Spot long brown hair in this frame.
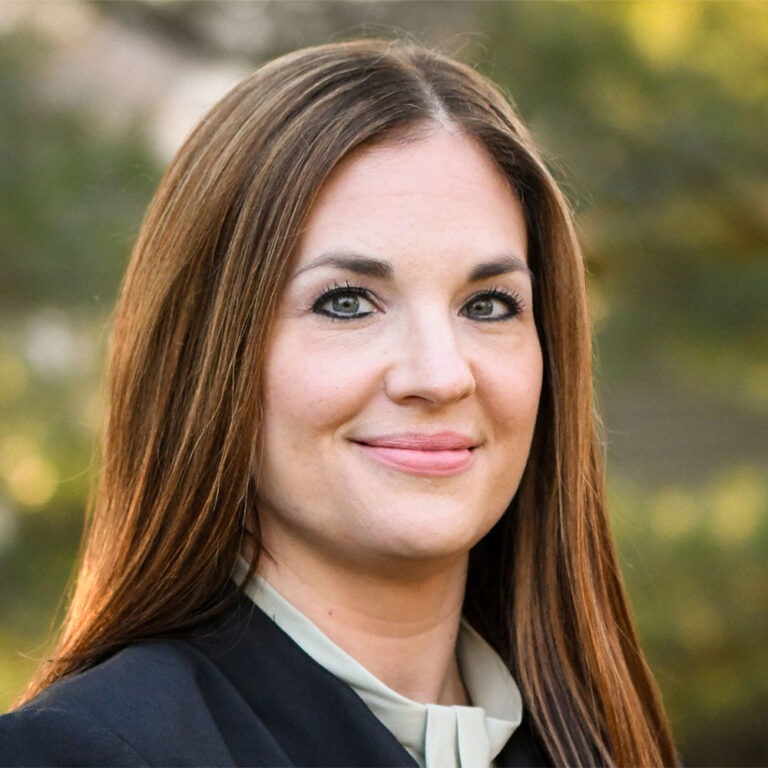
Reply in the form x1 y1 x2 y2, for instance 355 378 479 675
20 40 675 766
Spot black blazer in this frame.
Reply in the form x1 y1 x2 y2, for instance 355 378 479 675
0 595 550 767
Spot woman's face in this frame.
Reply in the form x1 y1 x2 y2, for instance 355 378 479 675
256 128 542 576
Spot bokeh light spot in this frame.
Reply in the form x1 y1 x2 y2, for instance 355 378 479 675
0 436 58 508
709 465 766 545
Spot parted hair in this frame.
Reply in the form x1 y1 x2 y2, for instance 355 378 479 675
21 40 675 767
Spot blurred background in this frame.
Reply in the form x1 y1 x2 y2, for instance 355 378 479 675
0 1 766 764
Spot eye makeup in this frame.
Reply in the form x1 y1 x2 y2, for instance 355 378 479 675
461 286 525 322
311 281 379 320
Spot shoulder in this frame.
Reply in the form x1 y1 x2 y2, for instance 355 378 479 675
0 705 148 767
0 640 239 766
0 599 416 767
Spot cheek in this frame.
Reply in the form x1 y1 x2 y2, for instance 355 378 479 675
483 342 543 430
261 333 383 434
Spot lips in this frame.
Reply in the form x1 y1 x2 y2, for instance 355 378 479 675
352 432 477 477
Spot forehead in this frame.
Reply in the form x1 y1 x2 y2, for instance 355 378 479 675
296 128 528 269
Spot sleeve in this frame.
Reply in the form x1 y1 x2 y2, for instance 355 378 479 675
0 707 150 767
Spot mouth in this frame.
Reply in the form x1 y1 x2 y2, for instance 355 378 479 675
351 432 477 477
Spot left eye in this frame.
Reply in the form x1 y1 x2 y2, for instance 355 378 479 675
461 290 523 321
313 287 377 319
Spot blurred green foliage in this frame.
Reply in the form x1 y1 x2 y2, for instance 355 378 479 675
0 24 159 707
0 35 157 310
1 3 766 765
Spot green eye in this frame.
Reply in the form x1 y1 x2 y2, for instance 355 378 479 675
313 286 376 319
465 297 495 317
461 290 524 321
331 294 360 315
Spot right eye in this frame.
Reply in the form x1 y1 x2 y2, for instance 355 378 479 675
312 285 377 320
460 288 524 322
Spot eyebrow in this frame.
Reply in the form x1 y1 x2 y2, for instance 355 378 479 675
468 256 533 283
294 253 395 280
294 252 532 282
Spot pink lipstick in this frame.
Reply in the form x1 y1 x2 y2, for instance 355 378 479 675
353 432 476 477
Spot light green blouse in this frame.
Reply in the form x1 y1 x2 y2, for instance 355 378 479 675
235 562 522 768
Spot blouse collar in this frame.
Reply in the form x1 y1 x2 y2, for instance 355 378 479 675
234 561 522 768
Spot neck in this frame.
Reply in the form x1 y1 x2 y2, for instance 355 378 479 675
255 542 470 705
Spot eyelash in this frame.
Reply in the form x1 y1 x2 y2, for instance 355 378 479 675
462 286 526 322
310 282 526 321
311 282 377 320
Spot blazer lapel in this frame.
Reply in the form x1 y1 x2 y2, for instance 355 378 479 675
192 596 419 767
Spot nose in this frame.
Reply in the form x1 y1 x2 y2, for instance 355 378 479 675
384 312 476 406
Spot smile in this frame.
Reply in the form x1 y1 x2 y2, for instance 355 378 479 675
352 433 477 477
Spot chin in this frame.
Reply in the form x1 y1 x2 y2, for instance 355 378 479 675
365 512 499 566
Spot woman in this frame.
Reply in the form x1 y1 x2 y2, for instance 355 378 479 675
0 40 677 767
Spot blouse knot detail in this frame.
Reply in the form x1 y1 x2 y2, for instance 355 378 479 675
235 561 523 768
